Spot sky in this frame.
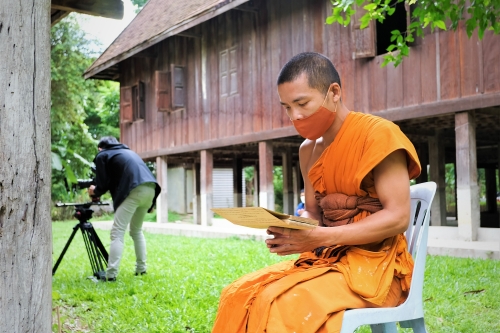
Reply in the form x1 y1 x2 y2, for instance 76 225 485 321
76 0 138 55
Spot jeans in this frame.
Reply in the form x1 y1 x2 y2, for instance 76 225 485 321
106 183 155 279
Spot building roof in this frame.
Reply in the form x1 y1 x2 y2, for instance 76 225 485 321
84 0 249 80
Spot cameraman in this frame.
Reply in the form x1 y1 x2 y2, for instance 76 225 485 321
88 136 161 282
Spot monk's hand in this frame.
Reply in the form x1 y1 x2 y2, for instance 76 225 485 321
265 226 321 256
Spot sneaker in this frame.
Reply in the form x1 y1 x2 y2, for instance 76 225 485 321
106 277 117 282
134 271 146 276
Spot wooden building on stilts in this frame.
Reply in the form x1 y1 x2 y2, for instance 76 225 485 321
85 0 500 259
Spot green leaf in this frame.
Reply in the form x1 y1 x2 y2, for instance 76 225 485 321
434 20 447 30
62 160 77 185
363 3 378 11
73 152 94 167
51 152 63 171
387 44 397 51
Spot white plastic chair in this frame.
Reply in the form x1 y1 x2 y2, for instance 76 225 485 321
340 182 437 333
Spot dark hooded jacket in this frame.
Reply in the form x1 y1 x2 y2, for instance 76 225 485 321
93 143 160 211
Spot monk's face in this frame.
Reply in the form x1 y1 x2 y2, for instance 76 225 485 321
278 72 331 121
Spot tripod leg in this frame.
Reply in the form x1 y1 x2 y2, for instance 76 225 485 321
52 224 80 276
81 222 109 280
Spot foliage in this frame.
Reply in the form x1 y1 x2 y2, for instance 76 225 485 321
130 0 149 13
84 80 120 141
327 0 500 66
51 223 500 332
241 166 284 211
273 166 284 212
51 16 98 203
50 15 120 209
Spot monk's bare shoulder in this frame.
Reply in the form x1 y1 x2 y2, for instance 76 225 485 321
299 139 315 167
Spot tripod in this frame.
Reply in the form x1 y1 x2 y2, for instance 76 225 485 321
53 201 109 280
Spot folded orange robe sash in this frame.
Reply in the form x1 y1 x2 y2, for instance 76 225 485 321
212 111 421 333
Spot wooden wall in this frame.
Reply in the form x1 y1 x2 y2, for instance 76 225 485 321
118 0 500 157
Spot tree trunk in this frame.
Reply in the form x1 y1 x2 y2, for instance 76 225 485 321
0 1 52 332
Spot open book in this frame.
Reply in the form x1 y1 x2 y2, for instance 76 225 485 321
211 207 319 230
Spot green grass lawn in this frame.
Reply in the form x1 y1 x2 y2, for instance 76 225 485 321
51 222 500 333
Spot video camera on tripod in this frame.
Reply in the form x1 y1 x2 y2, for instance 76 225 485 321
53 171 111 281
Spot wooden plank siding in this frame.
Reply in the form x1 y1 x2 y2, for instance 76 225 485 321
117 0 500 158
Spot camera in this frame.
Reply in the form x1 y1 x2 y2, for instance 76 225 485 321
75 166 97 189
68 166 100 202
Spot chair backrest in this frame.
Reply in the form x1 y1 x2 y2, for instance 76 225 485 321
403 182 437 305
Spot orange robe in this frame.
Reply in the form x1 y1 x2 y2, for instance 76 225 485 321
212 112 421 333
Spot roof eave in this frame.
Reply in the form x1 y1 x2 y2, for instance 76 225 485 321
84 0 250 80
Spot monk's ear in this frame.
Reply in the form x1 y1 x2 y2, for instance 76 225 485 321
329 83 342 102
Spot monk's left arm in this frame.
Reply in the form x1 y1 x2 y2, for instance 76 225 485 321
329 149 411 245
266 149 410 255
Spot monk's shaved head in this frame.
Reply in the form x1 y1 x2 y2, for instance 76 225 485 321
277 52 341 95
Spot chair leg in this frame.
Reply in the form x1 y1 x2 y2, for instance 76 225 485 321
399 318 428 333
370 322 398 333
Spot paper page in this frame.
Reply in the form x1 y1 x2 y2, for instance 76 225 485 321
211 207 317 229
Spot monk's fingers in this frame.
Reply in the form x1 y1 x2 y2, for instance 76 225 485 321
267 226 285 235
265 237 286 246
267 227 293 238
270 244 300 256
268 243 291 254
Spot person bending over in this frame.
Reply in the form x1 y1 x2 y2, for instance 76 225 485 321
211 52 421 333
89 136 161 282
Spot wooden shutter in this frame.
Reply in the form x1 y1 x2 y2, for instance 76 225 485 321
351 4 377 59
120 86 133 124
138 81 145 120
229 46 238 95
132 85 138 120
155 70 171 112
171 65 185 109
220 50 228 96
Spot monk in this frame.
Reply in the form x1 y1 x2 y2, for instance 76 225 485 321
211 52 421 333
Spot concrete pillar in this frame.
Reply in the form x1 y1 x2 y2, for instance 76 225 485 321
282 147 294 215
156 156 169 223
259 141 274 210
455 111 480 241
192 163 201 225
233 156 243 207
200 150 213 226
428 130 447 226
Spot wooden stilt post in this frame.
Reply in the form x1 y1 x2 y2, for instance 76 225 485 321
200 150 213 226
282 147 294 215
259 141 274 210
455 111 480 241
156 156 169 223
292 164 299 213
429 130 447 226
253 164 259 207
192 163 201 225
233 155 243 207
